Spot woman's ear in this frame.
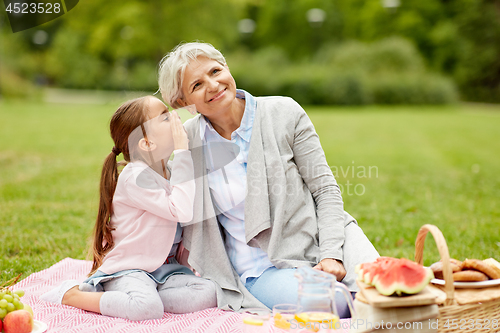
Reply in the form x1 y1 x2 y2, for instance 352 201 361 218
138 138 157 152
176 98 187 107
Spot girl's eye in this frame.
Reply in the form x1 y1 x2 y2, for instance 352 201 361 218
163 113 170 121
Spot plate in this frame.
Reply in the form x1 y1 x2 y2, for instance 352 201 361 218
32 320 48 333
431 278 500 289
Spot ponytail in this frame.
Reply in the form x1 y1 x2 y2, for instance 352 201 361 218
87 96 149 276
89 151 119 276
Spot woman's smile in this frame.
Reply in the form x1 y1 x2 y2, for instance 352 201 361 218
208 88 227 103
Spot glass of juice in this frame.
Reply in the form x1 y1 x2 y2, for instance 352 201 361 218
273 304 302 331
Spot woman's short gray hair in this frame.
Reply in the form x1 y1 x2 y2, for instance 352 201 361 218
158 42 226 109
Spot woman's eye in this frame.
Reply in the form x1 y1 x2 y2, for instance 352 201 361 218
192 82 201 91
212 68 220 75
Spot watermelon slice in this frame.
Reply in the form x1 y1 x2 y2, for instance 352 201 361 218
356 257 399 285
357 257 434 296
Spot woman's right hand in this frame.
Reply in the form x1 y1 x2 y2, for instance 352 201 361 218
171 110 189 150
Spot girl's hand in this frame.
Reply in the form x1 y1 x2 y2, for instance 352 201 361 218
171 111 189 150
314 258 347 282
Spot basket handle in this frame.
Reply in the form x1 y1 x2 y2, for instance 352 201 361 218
414 224 455 306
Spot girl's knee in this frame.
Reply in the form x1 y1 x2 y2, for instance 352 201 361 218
126 296 164 321
197 280 218 308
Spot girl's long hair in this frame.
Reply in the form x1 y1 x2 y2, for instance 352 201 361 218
89 96 150 275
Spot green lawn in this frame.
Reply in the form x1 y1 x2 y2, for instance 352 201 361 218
1 99 499 283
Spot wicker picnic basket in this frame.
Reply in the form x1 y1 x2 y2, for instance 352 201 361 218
414 224 500 333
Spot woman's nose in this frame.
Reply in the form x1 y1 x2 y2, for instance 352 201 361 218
207 78 218 91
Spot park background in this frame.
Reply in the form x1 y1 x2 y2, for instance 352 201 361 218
1 0 499 282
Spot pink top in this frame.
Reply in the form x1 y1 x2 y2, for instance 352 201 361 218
98 150 195 275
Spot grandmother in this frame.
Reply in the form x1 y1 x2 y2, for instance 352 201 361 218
158 42 379 316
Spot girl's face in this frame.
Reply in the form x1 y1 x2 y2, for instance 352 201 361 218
178 56 237 118
142 97 175 161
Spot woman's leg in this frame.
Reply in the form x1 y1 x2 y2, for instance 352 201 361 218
158 274 217 313
245 267 355 318
99 271 164 321
341 221 380 292
245 267 299 308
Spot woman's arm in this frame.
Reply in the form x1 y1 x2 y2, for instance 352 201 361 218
289 100 347 278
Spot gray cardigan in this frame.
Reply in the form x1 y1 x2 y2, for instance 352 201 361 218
182 96 356 310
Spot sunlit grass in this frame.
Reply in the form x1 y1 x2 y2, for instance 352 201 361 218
1 100 499 282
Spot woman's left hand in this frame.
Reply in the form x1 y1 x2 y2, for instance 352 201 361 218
314 258 346 282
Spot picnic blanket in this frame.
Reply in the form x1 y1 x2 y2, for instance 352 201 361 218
12 258 351 333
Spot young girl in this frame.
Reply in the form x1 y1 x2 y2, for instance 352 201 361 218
41 96 217 321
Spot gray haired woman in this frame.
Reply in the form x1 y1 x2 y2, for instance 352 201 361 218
158 42 379 317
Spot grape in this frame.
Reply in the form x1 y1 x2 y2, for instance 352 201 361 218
4 294 13 302
6 303 15 312
0 308 7 319
14 290 25 297
0 291 5 298
13 293 20 300
13 298 24 310
0 299 7 308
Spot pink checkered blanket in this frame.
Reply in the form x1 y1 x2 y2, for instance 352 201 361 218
13 258 350 332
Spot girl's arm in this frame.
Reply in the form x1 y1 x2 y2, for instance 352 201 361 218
124 112 195 222
123 153 195 223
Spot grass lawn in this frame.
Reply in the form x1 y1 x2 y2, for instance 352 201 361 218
1 99 499 283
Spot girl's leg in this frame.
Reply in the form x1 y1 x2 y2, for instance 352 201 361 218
41 280 103 315
99 271 164 321
158 274 217 313
62 286 103 314
41 272 164 321
245 267 355 318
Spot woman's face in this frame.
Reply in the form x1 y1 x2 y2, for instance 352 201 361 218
178 56 237 117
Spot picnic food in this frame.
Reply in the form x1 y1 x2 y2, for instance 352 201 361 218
0 288 26 320
430 259 462 279
356 257 434 296
3 309 33 333
430 257 500 282
453 270 489 282
463 259 500 280
484 258 500 277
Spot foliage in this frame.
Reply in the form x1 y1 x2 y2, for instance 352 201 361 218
1 0 499 102
1 100 499 282
228 37 458 105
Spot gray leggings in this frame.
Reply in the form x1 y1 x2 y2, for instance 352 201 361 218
99 271 217 321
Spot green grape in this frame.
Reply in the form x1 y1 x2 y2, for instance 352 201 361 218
13 298 24 310
6 303 15 312
0 291 5 299
0 308 7 319
3 294 13 302
14 290 25 297
0 299 7 308
13 293 20 300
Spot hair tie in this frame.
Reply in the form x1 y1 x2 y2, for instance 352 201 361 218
111 146 121 155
